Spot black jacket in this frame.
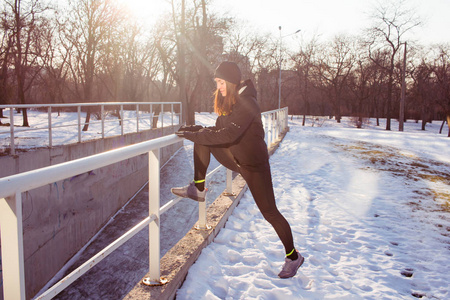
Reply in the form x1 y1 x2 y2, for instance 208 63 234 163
182 79 269 171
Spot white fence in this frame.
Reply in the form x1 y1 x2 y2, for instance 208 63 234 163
262 107 289 146
0 102 182 155
0 107 288 300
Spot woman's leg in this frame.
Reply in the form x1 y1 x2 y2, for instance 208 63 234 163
240 164 296 256
193 143 211 189
193 143 239 190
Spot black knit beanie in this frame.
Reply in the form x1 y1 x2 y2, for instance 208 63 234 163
214 61 241 85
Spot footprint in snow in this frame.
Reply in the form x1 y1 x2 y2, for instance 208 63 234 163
401 268 414 277
297 274 314 290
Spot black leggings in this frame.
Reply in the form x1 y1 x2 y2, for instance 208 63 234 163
193 143 295 254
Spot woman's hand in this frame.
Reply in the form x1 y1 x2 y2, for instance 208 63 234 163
177 125 203 132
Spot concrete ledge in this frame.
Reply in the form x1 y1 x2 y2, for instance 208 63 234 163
124 127 289 300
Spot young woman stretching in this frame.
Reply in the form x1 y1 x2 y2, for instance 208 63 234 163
172 61 304 278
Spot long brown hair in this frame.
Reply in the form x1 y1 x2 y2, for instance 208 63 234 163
214 80 239 116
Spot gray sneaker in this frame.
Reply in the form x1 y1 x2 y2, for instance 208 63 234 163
171 182 207 202
278 252 304 278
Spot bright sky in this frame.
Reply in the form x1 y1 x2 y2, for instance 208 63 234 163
122 0 450 45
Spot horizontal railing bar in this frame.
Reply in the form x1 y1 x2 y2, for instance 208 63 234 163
0 102 182 109
0 114 174 131
261 107 286 116
39 114 166 131
205 164 224 180
160 197 183 215
0 134 182 198
35 214 157 300
2 127 51 134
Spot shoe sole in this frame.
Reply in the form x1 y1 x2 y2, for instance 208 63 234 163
171 189 206 202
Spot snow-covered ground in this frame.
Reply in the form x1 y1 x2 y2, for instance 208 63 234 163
177 115 450 299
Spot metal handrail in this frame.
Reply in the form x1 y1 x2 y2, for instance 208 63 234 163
0 102 182 155
262 107 289 146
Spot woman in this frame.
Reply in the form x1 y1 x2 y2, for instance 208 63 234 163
172 61 304 278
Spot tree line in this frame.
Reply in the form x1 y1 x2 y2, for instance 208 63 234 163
1 0 449 135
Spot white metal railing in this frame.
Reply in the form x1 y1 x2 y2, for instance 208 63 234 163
262 107 289 146
0 102 182 155
0 107 288 300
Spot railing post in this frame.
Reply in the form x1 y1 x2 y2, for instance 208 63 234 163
161 104 164 130
222 169 235 197
226 169 233 194
48 107 52 147
150 104 153 129
278 110 281 136
285 108 288 130
269 114 273 146
77 106 81 143
120 105 124 136
10 107 15 155
136 104 140 133
275 111 279 140
0 193 26 300
171 103 174 127
279 110 282 135
196 202 209 230
180 103 183 125
143 148 166 285
263 115 268 145
101 105 105 139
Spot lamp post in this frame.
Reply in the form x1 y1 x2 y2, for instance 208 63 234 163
278 26 301 109
399 42 407 132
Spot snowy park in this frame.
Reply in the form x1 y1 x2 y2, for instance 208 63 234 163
1 111 449 299
178 114 450 299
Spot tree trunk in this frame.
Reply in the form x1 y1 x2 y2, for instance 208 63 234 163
13 0 30 127
421 118 426 131
302 70 309 126
447 114 450 137
177 0 188 124
439 119 445 134
82 110 91 131
386 68 393 131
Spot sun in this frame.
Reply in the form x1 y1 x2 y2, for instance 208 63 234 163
119 0 170 26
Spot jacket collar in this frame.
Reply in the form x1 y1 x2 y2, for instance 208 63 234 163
238 79 257 98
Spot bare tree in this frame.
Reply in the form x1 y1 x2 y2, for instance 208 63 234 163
121 24 159 103
38 15 72 108
159 0 229 124
411 60 434 130
348 41 377 127
292 36 319 125
185 0 214 122
430 44 450 136
0 6 15 123
5 0 51 126
63 0 124 131
223 24 279 111
316 34 355 123
366 0 421 130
